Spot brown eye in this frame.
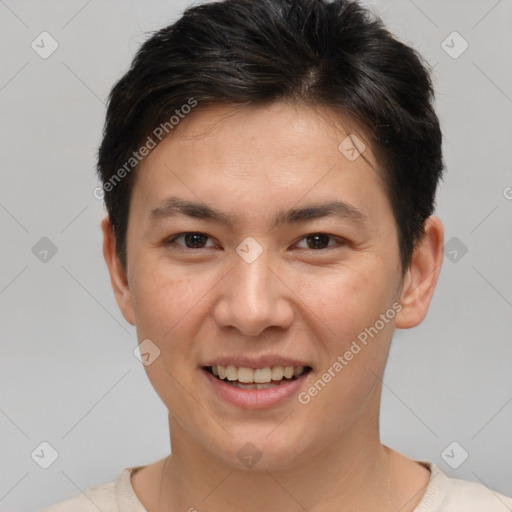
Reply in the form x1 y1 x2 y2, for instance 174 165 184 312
296 233 338 250
168 232 214 248
184 233 208 248
306 234 331 249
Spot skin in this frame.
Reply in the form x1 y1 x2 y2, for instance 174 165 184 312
102 102 444 511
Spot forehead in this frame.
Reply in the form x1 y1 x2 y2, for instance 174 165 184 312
132 102 389 225
146 102 380 169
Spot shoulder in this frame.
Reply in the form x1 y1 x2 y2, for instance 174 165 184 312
440 475 512 511
40 482 117 512
415 462 512 512
40 466 146 512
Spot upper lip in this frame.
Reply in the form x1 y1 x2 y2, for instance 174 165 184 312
202 356 312 369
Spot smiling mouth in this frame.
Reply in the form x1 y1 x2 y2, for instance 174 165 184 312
204 365 312 390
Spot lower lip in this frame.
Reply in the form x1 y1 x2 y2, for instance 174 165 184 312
202 368 310 409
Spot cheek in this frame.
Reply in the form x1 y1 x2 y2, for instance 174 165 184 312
296 264 388 337
293 260 398 392
129 263 206 407
129 259 205 356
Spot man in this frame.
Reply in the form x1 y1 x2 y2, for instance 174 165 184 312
43 0 512 510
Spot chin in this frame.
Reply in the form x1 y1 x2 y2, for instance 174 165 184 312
211 429 310 473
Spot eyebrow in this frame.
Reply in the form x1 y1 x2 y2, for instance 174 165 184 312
149 196 368 228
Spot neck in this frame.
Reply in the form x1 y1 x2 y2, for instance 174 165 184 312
157 413 393 512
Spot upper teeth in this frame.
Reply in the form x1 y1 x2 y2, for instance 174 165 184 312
211 365 306 383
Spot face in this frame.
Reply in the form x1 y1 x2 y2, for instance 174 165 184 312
106 102 427 471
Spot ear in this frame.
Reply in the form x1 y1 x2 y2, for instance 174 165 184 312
395 216 444 329
101 215 135 326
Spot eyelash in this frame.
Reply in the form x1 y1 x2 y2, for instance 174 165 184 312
163 232 346 251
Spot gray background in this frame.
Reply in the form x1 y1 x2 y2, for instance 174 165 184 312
1 1 511 510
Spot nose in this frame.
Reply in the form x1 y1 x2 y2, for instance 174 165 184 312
212 248 294 337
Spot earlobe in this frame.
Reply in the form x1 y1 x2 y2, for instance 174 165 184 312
395 216 444 329
101 216 136 326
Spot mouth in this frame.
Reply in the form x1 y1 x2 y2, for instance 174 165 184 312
203 364 313 390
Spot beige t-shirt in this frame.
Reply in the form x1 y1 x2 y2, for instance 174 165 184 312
41 461 512 511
